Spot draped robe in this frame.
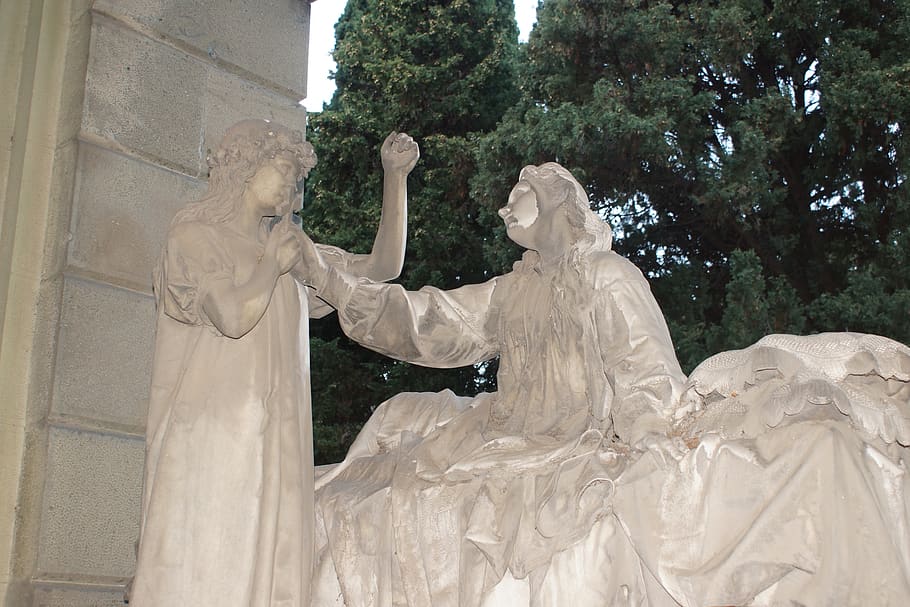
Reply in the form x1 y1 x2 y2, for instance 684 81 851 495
312 246 686 607
133 221 319 606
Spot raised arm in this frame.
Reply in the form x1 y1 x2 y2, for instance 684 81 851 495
345 132 419 282
298 132 418 319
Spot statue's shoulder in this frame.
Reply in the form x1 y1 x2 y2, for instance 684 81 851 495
169 219 203 240
586 250 647 289
168 219 217 243
165 220 223 259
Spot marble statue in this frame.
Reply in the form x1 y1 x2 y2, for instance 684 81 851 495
130 119 418 606
299 162 689 606
297 161 910 606
616 331 910 605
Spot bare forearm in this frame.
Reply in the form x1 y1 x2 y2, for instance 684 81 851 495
366 170 408 281
202 258 281 338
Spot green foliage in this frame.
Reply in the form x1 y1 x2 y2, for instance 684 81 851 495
474 0 910 371
699 250 805 362
303 0 520 464
809 269 910 339
306 0 910 459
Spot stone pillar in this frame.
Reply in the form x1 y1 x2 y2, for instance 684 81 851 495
0 1 312 605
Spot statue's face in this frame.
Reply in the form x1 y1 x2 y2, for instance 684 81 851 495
499 169 560 250
245 151 300 217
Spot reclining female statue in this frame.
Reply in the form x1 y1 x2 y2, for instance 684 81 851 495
299 160 910 606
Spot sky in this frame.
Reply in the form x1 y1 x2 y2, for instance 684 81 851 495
303 1 540 112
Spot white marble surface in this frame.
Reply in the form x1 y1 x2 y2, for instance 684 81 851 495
131 121 418 607
301 163 910 606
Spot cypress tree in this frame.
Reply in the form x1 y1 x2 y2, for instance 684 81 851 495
475 0 910 370
304 0 521 463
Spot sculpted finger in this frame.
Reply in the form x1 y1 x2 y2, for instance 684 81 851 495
403 135 418 153
392 135 407 153
382 131 398 150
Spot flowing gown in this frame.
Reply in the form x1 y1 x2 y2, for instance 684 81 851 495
615 332 910 606
312 246 687 607
132 221 315 606
313 240 910 605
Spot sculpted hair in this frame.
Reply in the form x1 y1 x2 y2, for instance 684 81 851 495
171 119 318 226
518 163 613 253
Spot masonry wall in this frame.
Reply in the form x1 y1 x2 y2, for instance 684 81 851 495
1 2 311 605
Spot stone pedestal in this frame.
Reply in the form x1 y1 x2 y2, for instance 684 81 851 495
0 2 312 605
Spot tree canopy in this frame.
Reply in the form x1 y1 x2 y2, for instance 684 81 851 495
305 0 909 462
303 0 520 463
474 0 910 369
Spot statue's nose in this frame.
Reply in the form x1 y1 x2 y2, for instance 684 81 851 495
498 207 509 219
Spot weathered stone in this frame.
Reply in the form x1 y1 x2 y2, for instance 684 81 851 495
202 67 308 158
68 143 204 292
92 0 310 96
82 17 306 178
36 427 143 577
33 585 127 607
54 4 94 146
81 18 207 174
0 420 24 576
2 0 312 604
51 277 154 429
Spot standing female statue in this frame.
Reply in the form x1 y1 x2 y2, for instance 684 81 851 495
130 119 418 606
298 162 687 606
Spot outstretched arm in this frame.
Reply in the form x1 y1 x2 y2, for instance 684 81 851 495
297 229 500 367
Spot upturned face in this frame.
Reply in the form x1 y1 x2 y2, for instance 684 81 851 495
245 151 301 217
498 166 560 250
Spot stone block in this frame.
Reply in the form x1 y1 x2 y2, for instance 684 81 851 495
68 143 205 292
33 585 127 607
93 0 311 96
42 141 79 281
82 17 307 177
54 4 93 146
36 427 144 578
82 18 208 174
51 277 154 429
202 66 308 159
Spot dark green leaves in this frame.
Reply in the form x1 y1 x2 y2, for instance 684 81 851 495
304 0 520 464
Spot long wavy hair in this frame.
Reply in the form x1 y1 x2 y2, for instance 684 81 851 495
513 162 613 271
171 119 318 227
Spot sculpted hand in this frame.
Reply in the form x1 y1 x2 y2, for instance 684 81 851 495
381 132 419 175
263 215 300 275
633 432 687 468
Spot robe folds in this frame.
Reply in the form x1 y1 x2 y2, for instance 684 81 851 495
615 333 910 606
312 246 686 607
312 243 910 605
132 221 315 607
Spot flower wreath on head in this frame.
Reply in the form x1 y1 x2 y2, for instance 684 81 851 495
207 119 317 182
